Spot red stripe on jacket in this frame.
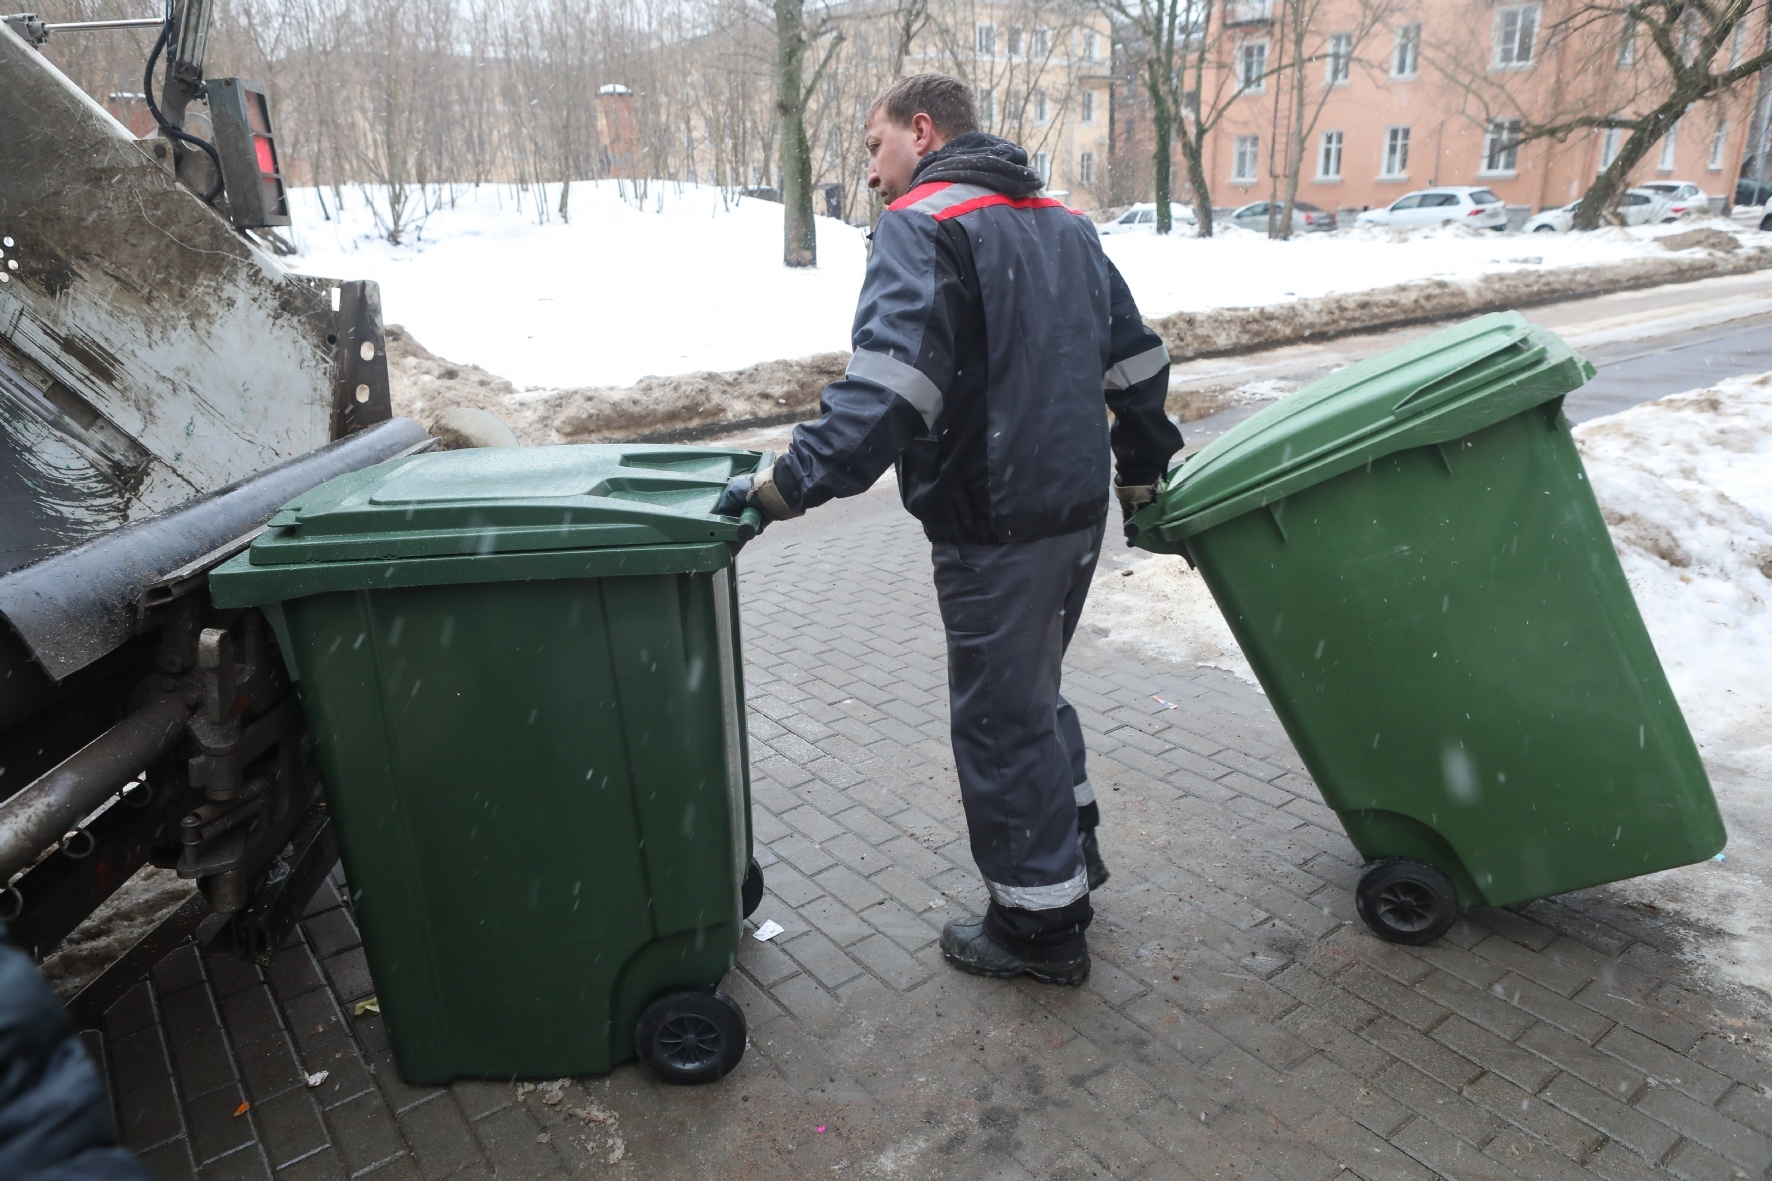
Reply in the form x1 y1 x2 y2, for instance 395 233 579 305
888 181 1083 219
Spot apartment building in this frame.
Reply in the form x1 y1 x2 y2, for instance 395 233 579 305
902 0 1118 206
1193 0 1767 214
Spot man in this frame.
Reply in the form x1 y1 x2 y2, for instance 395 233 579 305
1 926 151 1180
716 74 1179 985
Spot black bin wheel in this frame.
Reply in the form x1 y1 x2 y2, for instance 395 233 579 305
1356 858 1459 945
742 857 765 919
635 987 746 1085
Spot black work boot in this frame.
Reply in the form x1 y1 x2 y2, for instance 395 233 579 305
940 915 1091 986
1081 828 1110 890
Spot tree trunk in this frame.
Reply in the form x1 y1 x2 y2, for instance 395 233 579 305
1572 103 1686 229
776 0 817 268
1180 130 1214 236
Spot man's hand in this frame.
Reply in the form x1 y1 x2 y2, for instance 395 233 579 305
714 474 756 520
1114 482 1157 546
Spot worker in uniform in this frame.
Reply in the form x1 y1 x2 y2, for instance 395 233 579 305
716 73 1180 985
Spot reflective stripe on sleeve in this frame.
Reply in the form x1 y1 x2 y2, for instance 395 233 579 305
846 348 945 430
1072 777 1096 807
1104 342 1171 391
985 868 1089 911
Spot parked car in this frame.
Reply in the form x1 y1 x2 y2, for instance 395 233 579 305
1355 187 1508 230
1522 188 1673 232
1733 177 1772 227
1635 180 1710 218
1098 202 1197 234
1226 200 1338 234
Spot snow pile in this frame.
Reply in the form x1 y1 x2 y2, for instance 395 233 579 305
285 182 1768 393
1084 553 1258 687
1573 372 1772 989
286 182 870 390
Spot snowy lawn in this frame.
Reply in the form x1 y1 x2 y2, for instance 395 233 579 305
1087 372 1772 991
285 182 1763 391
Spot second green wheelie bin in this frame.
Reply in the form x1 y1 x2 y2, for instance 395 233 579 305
209 443 773 1084
1129 312 1725 944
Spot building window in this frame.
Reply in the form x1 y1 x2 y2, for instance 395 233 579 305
1082 30 1099 61
1008 88 1025 120
1393 23 1420 76
1326 32 1352 85
1617 19 1636 65
1080 90 1096 124
1239 41 1268 90
1383 125 1411 176
976 23 995 55
1319 129 1343 178
1233 134 1260 182
1227 0 1272 22
1600 126 1623 168
1731 21 1748 67
1032 28 1052 56
1495 5 1538 67
1079 151 1096 187
1659 120 1679 171
1033 90 1049 123
1710 120 1728 170
1033 151 1052 184
1006 26 1023 55
1483 118 1523 173
979 88 994 125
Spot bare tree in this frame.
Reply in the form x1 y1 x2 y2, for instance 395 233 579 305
777 0 843 265
1430 0 1772 230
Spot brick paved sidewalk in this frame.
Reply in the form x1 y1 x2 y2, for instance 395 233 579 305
92 485 1772 1181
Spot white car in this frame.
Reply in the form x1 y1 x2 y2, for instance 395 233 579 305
1522 188 1673 232
1098 202 1197 234
1355 186 1508 231
1635 180 1710 218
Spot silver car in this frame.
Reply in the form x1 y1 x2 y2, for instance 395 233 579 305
1522 188 1674 232
1097 202 1197 234
1226 200 1338 234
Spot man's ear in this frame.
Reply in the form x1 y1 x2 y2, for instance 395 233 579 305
911 112 938 154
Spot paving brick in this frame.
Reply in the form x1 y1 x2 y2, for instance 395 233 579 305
397 1095 485 1179
302 908 362 961
1464 1072 1605 1162
319 948 375 1006
1518 1023 1646 1102
1482 1127 1598 1181
322 1090 408 1175
1585 1140 1668 1181
1571 984 1704 1055
1540 1072 1680 1163
195 1145 271 1180
1470 935 1591 998
1493 975 1617 1045
1388 1112 1516 1181
1596 1026 1733 1105
160 984 222 1048
848 933 931 991
1364 1019 1484 1091
780 929 863 988
811 863 886 910
1434 1017 1558 1094
1634 1085 1772 1172
184 1081 254 1164
1418 972 1536 1042
118 1078 184 1152
136 1138 198 1181
153 943 207 998
251 1086 329 1169
1378 1061 1506 1149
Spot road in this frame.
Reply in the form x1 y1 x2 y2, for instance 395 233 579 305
1171 267 1772 446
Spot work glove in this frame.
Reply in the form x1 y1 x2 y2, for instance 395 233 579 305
1114 481 1157 546
714 462 803 534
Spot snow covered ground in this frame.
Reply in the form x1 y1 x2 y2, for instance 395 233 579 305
284 182 1765 391
1086 372 1772 993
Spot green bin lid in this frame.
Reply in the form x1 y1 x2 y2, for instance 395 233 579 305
1132 312 1595 549
208 444 771 609
247 444 768 565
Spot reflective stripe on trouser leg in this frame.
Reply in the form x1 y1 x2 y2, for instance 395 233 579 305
931 521 1105 916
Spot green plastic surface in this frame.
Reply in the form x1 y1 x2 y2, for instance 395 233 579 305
247 444 769 565
1132 316 1725 909
210 443 761 1083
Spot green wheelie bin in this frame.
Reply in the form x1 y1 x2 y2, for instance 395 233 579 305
209 443 773 1084
1129 312 1725 944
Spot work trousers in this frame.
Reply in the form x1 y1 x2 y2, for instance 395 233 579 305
930 520 1105 958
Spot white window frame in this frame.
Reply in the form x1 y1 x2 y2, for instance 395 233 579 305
1731 21 1748 67
1318 129 1344 179
1600 126 1623 169
1079 150 1096 187
1080 89 1096 124
976 23 995 56
1006 25 1023 56
1032 27 1053 56
1232 134 1261 183
1033 151 1052 184
1482 118 1523 175
1392 23 1420 78
1033 89 1049 124
1659 120 1679 171
1617 18 1637 66
1082 30 1099 61
1326 32 1353 85
1494 5 1538 68
1709 120 1728 170
1239 41 1269 91
1382 125 1411 178
979 88 994 125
